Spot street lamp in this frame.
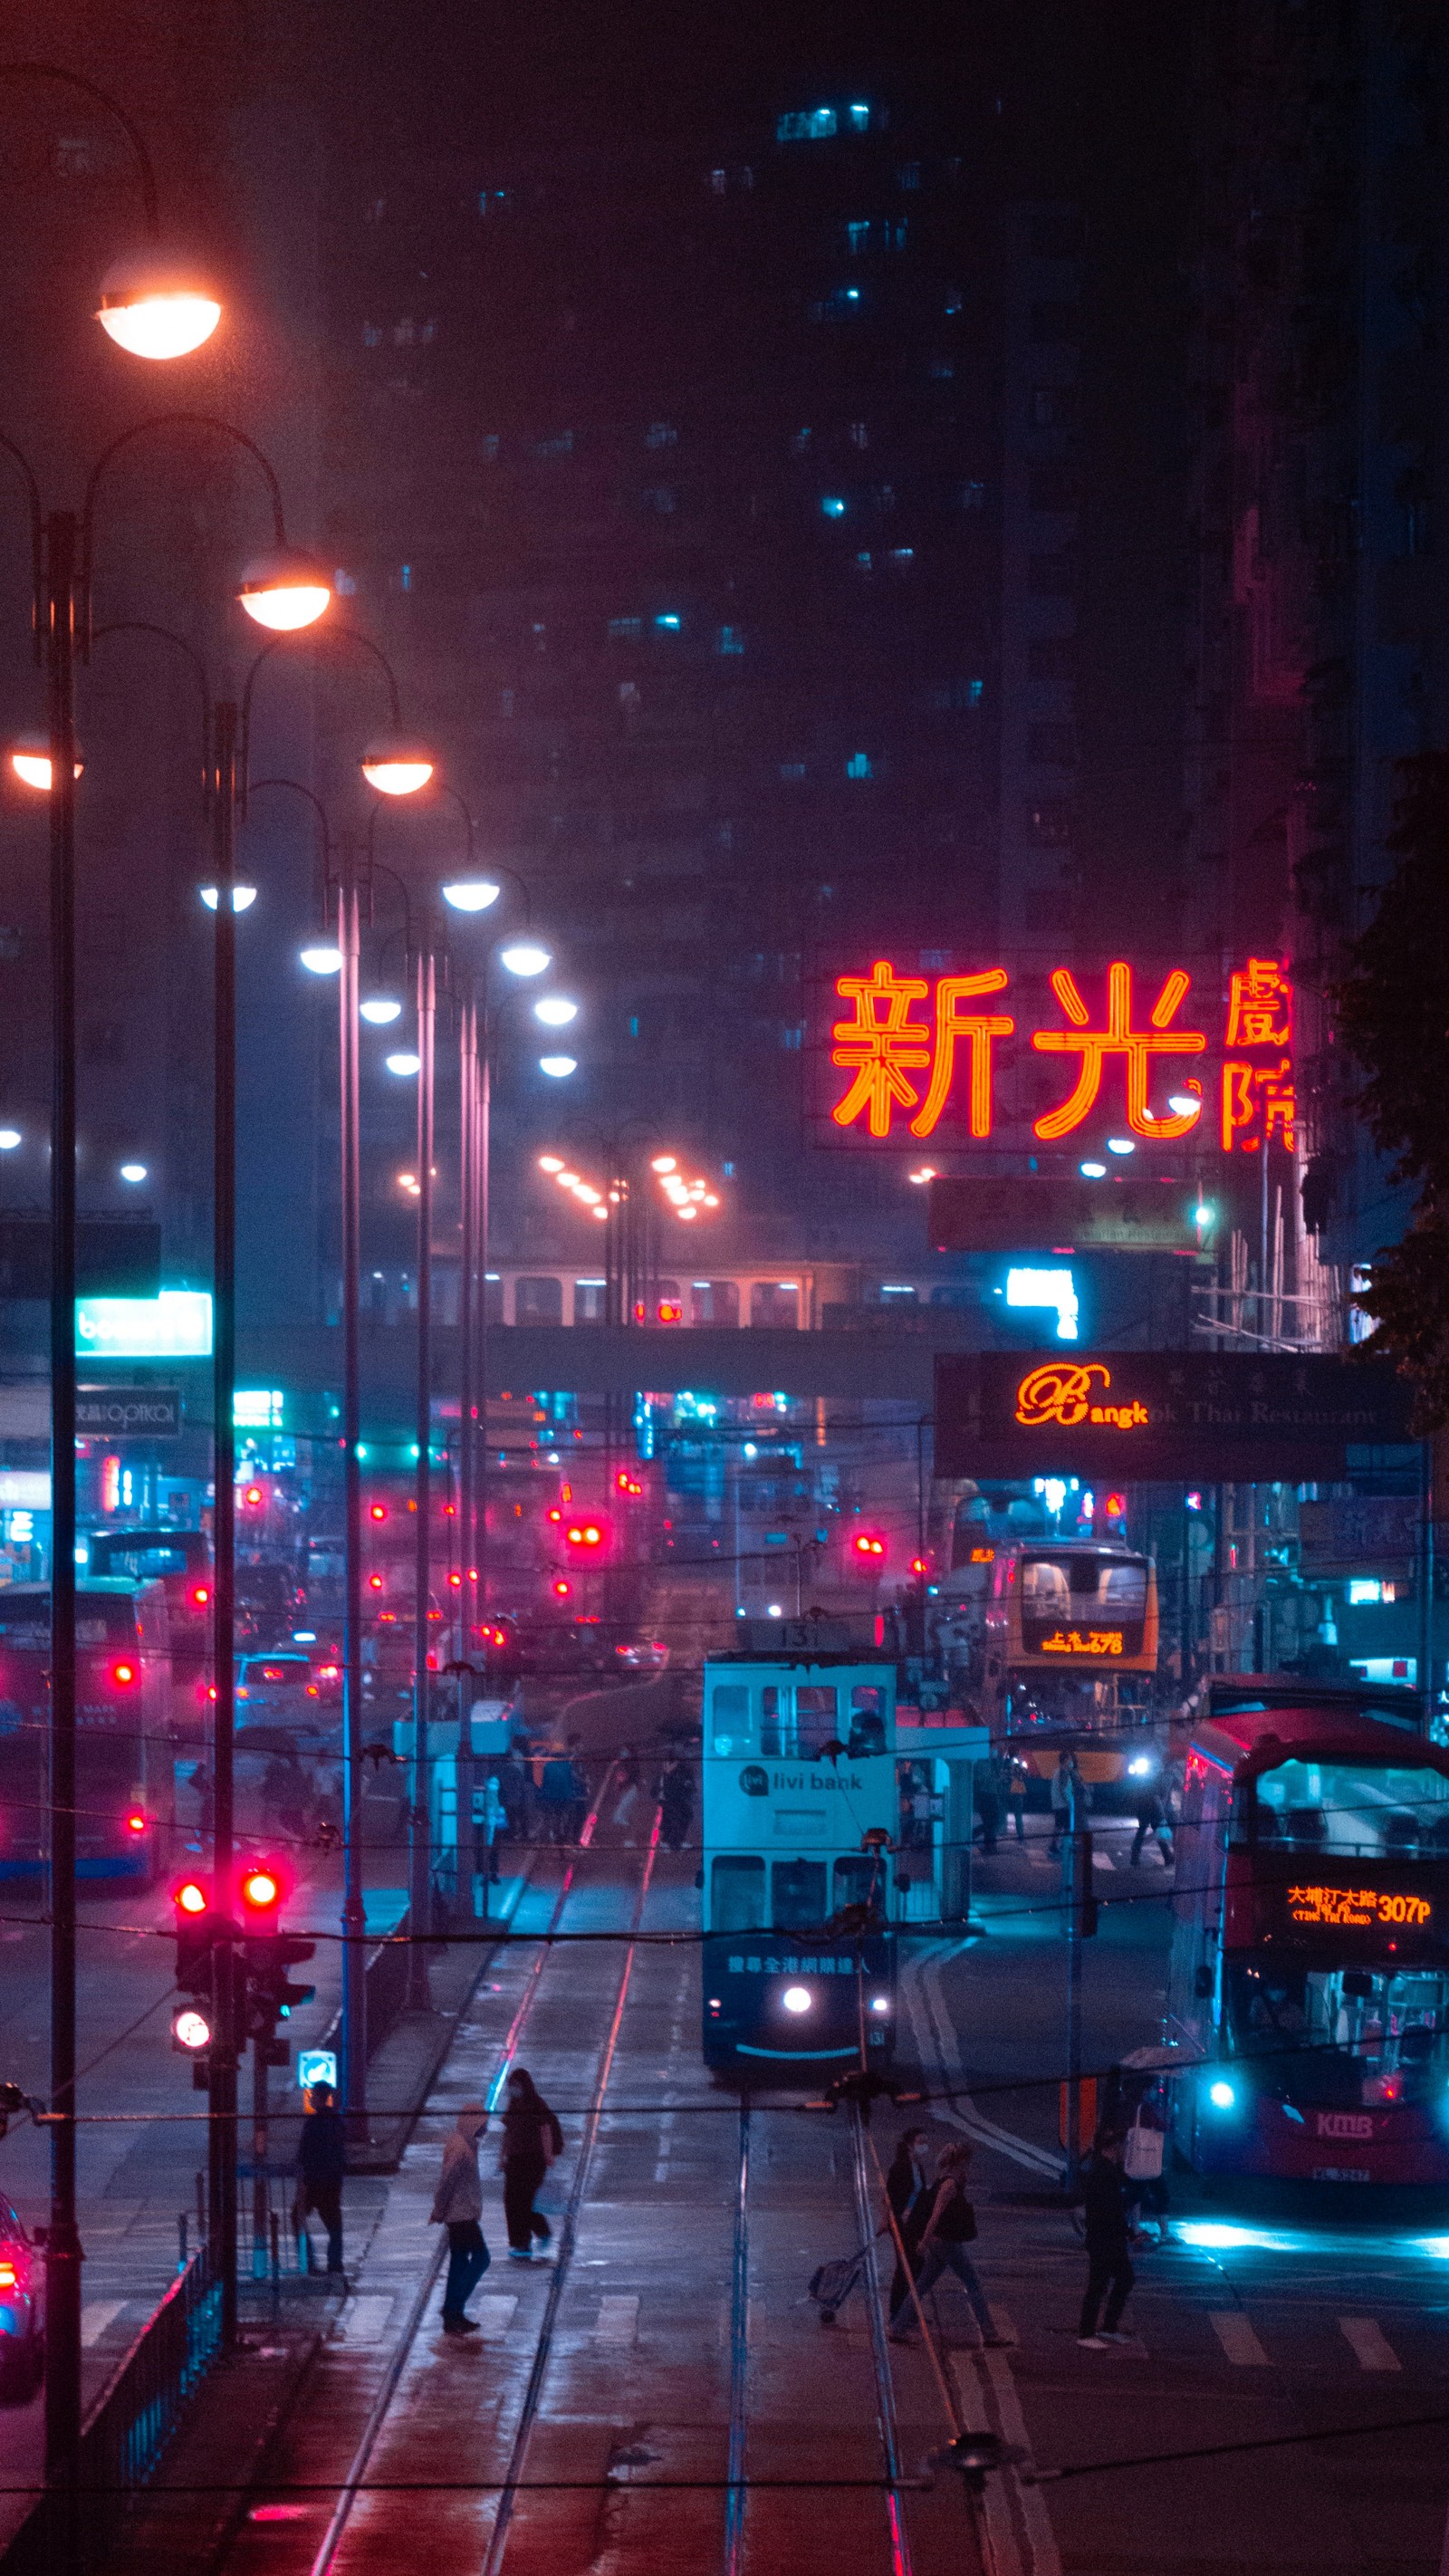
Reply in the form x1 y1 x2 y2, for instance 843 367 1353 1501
361 737 437 796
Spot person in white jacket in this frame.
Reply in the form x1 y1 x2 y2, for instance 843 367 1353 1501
430 2102 491 2333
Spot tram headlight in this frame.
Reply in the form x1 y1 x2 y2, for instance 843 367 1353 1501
1207 2079 1237 2111
782 1985 812 2015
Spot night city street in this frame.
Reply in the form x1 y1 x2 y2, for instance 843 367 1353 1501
5 4 1449 2572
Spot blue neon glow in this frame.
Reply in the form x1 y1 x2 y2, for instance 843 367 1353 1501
1207 2080 1236 2110
1005 1265 1079 1342
821 496 847 517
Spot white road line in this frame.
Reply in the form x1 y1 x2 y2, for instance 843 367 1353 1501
907 1943 1064 2179
81 2300 127 2347
338 2296 395 2346
474 2295 518 2340
988 2302 1019 2347
1340 2315 1400 2371
1210 2311 1270 2366
594 2294 639 2343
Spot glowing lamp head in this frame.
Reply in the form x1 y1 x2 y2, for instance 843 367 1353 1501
237 549 331 633
300 944 344 976
110 1660 137 1687
781 1985 812 2016
1208 2079 1236 2110
10 735 82 792
96 247 221 360
125 1809 148 1835
360 735 435 797
650 1156 677 1175
441 878 501 913
119 1162 148 1185
0 1132 19 1151
175 1879 208 1918
385 1053 422 1077
199 884 257 912
360 996 403 1024
539 1055 577 1078
538 1156 565 1174
533 995 579 1026
499 940 552 978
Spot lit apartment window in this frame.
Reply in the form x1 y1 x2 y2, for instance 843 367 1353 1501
777 107 837 140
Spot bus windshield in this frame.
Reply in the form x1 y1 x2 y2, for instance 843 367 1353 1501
1021 1557 1147 1618
1226 1959 1449 2106
1246 1759 1449 1858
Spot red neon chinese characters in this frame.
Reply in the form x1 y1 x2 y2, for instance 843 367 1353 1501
830 961 1014 1139
1222 956 1296 1152
1032 963 1206 1141
830 961 931 1139
910 971 1014 1138
1225 956 1292 1049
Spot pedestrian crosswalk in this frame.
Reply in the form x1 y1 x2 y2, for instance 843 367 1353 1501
1209 2311 1270 2366
81 2300 128 2348
1206 2309 1409 2371
1339 2316 1401 2371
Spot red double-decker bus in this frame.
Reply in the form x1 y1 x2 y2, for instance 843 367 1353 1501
1168 1700 1449 2185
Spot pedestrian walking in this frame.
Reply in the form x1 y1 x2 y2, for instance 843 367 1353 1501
430 2101 492 2333
295 2080 347 2275
613 1751 644 1845
974 1749 1012 1855
1005 1755 1029 1842
540 1748 575 1845
1049 1749 1080 1857
497 1744 531 1845
882 2125 931 2317
500 2067 564 2258
1076 2129 1137 2347
1130 1780 1174 1868
1122 2083 1171 2243
888 2141 1004 2346
659 1755 695 1851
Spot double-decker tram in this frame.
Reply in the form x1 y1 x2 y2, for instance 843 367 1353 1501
1168 1701 1449 2184
700 1639 984 2072
0 1581 169 1881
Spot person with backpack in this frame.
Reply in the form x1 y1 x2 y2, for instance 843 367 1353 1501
888 2140 1005 2346
499 2067 564 2258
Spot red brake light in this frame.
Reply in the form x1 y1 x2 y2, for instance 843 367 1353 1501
0 2258 19 2290
110 1660 137 1687
306 1683 319 1697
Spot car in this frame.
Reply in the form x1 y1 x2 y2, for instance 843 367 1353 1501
0 2196 43 2403
235 1653 339 1749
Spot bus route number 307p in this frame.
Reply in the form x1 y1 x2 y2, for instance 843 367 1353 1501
1287 1883 1434 1932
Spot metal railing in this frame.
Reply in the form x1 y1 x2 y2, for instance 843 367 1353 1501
1 2247 221 2576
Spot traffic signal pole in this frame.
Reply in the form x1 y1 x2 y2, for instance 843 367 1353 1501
210 701 239 2344
408 948 435 2004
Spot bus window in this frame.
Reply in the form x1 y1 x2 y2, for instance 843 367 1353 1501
762 1687 788 1755
796 1687 838 1756
849 1687 885 1755
711 1683 751 1752
1020 1561 1070 1617
772 1859 827 1930
897 1761 937 1850
1251 1759 1449 1855
1227 1960 1449 2107
834 1855 886 1920
712 1856 766 1930
1099 1562 1147 1615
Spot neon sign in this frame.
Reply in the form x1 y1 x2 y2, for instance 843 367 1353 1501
1014 1363 1149 1433
1286 1883 1434 1932
824 955 1294 1151
1038 1629 1125 1658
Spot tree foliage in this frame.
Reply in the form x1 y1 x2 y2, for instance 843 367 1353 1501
1332 753 1449 1427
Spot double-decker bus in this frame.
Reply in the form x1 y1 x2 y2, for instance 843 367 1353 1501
700 1639 985 2072
1167 1700 1449 2184
84 1528 210 1722
932 1539 1159 1802
0 1581 169 1881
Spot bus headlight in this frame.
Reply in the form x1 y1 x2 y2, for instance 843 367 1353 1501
1207 2079 1236 2110
869 1996 890 2014
782 1985 812 2015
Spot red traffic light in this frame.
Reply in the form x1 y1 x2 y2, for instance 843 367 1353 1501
110 1659 137 1687
171 2005 212 2053
852 1533 887 1560
910 1556 928 1578
174 1877 208 1918
244 1484 264 1508
368 1573 384 1591
1104 1492 1127 1520
565 1518 606 1550
190 1583 211 1607
124 1809 148 1836
240 1863 282 1913
552 1577 572 1600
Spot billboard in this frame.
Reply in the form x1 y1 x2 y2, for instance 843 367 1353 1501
934 1350 1412 1482
811 953 1294 1159
928 1175 1204 1254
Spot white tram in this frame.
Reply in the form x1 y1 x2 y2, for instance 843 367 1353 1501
700 1629 985 2072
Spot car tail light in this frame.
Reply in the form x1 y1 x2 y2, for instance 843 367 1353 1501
306 1683 319 1697
110 1660 137 1687
0 2254 20 2290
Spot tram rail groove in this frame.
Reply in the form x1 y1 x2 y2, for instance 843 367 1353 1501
849 2104 916 2576
304 1764 625 2576
722 2100 750 2576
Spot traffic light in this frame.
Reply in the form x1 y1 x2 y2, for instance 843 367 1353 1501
240 1860 315 2071
851 1531 887 1564
172 1875 214 1991
564 1514 608 1552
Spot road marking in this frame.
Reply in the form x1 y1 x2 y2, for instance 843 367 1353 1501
1210 2311 1269 2366
907 1944 1065 2179
82 2301 127 2347
594 2294 639 2343
475 2296 518 2340
1340 2315 1400 2371
988 2303 1019 2347
339 2296 394 2345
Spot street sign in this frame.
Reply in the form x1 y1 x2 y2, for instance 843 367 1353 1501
934 1350 1413 1481
76 1385 182 1439
928 1175 1205 1254
297 2049 336 2092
